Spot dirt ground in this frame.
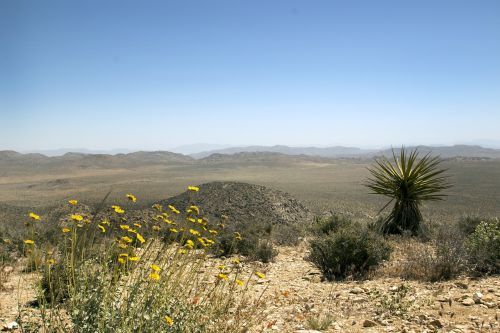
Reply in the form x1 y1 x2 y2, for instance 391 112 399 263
1 243 499 333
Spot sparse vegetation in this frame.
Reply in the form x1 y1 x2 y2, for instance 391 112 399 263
17 190 267 332
308 222 392 280
306 314 334 331
365 148 451 235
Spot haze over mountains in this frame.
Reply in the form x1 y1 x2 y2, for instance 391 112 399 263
2 145 500 168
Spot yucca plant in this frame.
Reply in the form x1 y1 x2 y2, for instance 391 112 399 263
365 147 451 235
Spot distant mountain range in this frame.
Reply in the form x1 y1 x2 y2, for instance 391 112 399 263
191 145 373 159
1 145 500 173
191 144 500 159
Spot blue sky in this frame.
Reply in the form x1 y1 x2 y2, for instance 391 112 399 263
1 0 500 151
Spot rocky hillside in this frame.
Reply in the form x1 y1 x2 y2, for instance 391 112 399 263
159 181 313 226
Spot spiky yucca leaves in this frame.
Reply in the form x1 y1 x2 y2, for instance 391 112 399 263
366 148 451 235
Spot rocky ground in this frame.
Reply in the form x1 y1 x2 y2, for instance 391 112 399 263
1 242 499 333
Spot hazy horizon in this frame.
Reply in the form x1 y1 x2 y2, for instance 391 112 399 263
2 1 500 151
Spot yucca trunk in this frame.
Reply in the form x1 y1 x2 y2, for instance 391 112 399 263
381 199 422 235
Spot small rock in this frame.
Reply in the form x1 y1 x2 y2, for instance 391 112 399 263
3 322 19 330
483 301 496 308
2 266 13 274
350 287 365 294
462 298 475 306
363 319 377 327
472 291 483 304
352 296 366 303
428 319 443 328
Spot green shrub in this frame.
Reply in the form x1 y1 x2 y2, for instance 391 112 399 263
467 218 500 274
458 215 494 236
213 221 278 262
308 223 392 280
312 214 351 235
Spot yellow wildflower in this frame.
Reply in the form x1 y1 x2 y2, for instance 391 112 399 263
218 223 225 229
29 212 40 220
188 186 200 192
101 218 110 225
71 214 83 222
235 279 244 286
255 271 266 279
189 229 200 236
187 217 196 223
197 238 207 247
177 249 186 254
128 256 140 261
218 265 226 270
169 228 178 233
118 258 126 264
185 239 194 249
24 239 34 245
134 223 142 228
118 242 128 249
149 273 160 281
115 207 125 214
232 258 240 264
119 253 129 258
209 229 218 235
136 233 145 243
152 203 162 211
62 228 71 233
46 259 55 266
151 264 161 272
120 225 130 230
121 236 133 243
98 224 106 233
152 225 161 231
168 205 180 214
164 315 174 326
189 205 200 214
126 194 137 202
234 232 242 240
217 273 228 281
68 199 78 205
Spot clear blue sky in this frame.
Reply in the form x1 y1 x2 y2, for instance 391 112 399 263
1 0 500 151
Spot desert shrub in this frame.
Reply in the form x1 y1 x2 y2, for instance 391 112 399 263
312 214 351 235
271 223 305 246
458 215 495 236
249 240 278 263
308 223 392 280
400 225 468 281
466 218 500 274
213 220 278 262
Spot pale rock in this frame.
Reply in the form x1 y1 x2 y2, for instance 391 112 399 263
350 287 365 294
472 291 483 304
3 322 19 330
